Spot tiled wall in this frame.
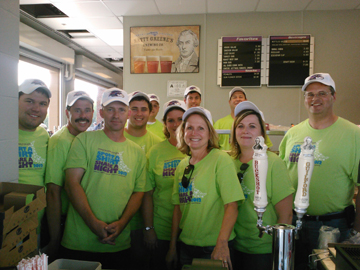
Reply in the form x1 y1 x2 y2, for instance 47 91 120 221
0 1 19 182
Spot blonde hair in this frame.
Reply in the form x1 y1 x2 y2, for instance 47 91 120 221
230 110 266 159
176 112 219 155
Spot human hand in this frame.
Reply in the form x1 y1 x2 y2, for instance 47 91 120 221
100 220 126 245
144 229 158 250
165 247 178 270
211 241 232 270
89 219 108 240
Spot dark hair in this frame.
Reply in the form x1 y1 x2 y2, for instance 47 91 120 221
162 107 185 139
19 88 50 100
230 109 266 159
130 96 152 112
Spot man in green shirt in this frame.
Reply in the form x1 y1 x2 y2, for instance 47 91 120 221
62 88 147 269
125 91 162 269
45 90 94 260
184 85 202 109
147 93 165 140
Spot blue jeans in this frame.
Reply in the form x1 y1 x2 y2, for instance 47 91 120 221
179 240 234 268
293 214 350 269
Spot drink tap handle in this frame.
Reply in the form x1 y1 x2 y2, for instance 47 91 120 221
253 136 268 209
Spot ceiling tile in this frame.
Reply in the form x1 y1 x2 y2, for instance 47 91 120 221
155 0 206 14
20 0 51 3
103 1 160 16
52 2 113 18
256 0 311 12
71 37 109 47
85 17 123 29
112 46 124 54
306 0 360 10
86 45 116 53
93 51 123 59
207 0 257 13
37 17 86 30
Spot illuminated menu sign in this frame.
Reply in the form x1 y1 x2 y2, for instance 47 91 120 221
268 35 311 86
221 36 262 87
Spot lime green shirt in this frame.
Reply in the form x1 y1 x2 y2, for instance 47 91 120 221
125 130 162 230
233 152 294 254
147 120 166 140
45 126 75 214
19 127 49 186
214 114 273 150
61 130 147 252
279 117 360 216
147 140 186 240
172 149 245 246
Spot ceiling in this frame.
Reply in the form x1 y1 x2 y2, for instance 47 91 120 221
19 0 360 70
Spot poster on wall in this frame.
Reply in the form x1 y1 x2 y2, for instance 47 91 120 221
130 26 200 74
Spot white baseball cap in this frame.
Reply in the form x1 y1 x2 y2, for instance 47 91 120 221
302 73 336 92
234 101 265 121
148 94 160 104
182 106 213 125
229 86 247 100
184 85 201 97
19 79 52 98
163 99 186 117
128 91 150 103
101 88 129 107
66 90 94 107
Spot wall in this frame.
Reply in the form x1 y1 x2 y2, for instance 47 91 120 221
0 0 19 182
123 10 360 149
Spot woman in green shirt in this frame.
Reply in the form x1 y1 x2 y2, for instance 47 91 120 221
143 100 186 270
166 107 244 270
230 101 294 270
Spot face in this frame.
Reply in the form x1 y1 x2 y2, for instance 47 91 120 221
304 82 335 116
235 114 263 149
100 101 129 132
66 99 94 136
128 100 150 128
178 34 196 58
229 91 247 112
184 92 201 108
18 91 50 131
150 100 159 118
184 114 210 151
165 109 184 139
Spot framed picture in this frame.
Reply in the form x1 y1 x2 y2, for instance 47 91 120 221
130 26 200 74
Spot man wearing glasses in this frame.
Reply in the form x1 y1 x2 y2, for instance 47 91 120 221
279 73 360 267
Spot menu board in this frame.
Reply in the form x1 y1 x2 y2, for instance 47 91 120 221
268 35 311 86
221 36 262 87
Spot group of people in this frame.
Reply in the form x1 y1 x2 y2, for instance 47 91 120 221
17 73 360 270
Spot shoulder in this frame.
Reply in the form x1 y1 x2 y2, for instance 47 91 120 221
147 130 162 143
337 117 360 132
35 126 49 138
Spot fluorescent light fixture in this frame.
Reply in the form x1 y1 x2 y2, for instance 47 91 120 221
92 29 123 46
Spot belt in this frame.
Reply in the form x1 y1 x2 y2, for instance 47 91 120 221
302 211 346 222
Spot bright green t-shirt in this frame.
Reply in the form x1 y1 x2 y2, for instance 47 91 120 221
19 127 49 186
147 120 166 141
45 126 75 215
124 130 162 230
233 152 294 254
147 140 186 240
61 130 147 252
172 148 245 247
214 114 273 151
279 117 360 216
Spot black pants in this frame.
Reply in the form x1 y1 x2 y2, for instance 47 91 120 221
232 249 272 270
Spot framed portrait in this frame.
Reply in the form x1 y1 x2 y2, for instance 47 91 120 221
130 25 200 74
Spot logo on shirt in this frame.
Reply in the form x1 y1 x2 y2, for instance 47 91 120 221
19 141 45 169
178 176 206 204
163 159 182 177
94 149 130 176
289 140 328 166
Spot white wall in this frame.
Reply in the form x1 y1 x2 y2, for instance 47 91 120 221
0 0 19 182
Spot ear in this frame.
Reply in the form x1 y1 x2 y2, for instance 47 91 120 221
65 109 70 119
99 108 104 118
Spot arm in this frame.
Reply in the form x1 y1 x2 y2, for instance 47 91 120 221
101 191 144 245
45 183 62 258
211 201 238 270
274 194 294 224
64 168 108 240
166 205 182 270
142 189 158 249
353 191 360 231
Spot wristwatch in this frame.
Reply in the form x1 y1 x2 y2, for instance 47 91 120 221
144 226 154 231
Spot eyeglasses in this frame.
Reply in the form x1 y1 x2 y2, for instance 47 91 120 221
182 164 194 189
304 91 332 100
237 163 249 184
